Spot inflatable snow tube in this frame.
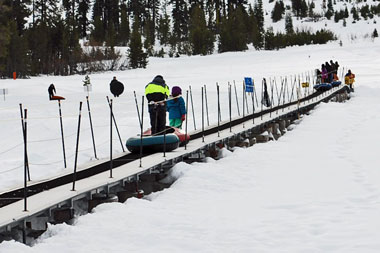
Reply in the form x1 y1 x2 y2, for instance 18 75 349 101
143 126 190 147
126 133 180 153
313 83 332 92
331 81 341 87
110 81 124 97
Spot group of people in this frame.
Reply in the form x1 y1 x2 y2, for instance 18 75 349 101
110 75 186 135
145 75 186 135
316 60 340 84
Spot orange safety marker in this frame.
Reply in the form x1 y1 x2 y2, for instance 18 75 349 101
13 72 16 80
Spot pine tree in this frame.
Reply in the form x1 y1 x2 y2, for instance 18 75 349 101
247 5 260 49
119 3 130 46
0 0 11 76
189 4 215 55
219 6 248 52
170 0 189 42
271 1 285 22
5 21 30 77
254 0 264 48
285 13 294 34
373 28 378 38
78 0 90 38
128 18 148 69
157 13 171 45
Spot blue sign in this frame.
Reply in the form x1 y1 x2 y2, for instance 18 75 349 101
244 77 254 92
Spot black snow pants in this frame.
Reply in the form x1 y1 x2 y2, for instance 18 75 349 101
149 104 167 135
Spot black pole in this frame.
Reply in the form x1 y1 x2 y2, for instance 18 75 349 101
244 84 249 114
86 96 98 160
139 96 144 167
134 91 142 127
202 86 205 142
58 100 67 168
23 109 28 211
217 84 220 137
251 81 255 124
233 81 240 117
261 79 264 120
109 99 113 178
216 82 222 122
229 83 232 132
189 85 196 130
106 96 125 152
185 90 189 150
19 104 30 181
204 85 210 126
72 102 83 191
242 82 245 118
270 79 274 118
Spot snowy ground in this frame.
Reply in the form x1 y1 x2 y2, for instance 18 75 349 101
1 35 380 251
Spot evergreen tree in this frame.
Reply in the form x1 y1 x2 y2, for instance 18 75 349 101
91 15 105 43
157 13 171 45
4 0 31 34
373 28 378 38
170 0 189 42
78 0 90 38
0 0 11 76
5 21 30 77
119 3 130 46
128 18 148 69
254 0 264 48
285 13 294 34
189 4 215 55
219 6 248 52
247 5 260 49
271 0 285 22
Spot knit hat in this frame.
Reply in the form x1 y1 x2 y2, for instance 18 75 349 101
171 86 182 96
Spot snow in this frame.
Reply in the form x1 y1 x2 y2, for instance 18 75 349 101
1 3 380 251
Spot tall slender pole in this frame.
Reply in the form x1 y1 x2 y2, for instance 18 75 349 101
252 80 255 124
106 96 125 152
216 82 222 121
139 96 144 167
109 99 113 178
229 83 232 132
270 79 274 118
217 84 220 137
58 100 67 168
233 81 240 117
202 86 205 142
23 109 28 211
189 85 196 130
134 91 142 127
261 79 264 120
204 85 210 126
244 83 249 114
242 82 245 118
19 104 30 181
72 102 83 191
185 91 189 150
86 96 97 159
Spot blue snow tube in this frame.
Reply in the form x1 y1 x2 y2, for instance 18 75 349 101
126 133 180 153
331 81 341 87
314 83 332 92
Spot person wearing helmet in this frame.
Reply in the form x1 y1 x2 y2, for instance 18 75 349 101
166 86 186 129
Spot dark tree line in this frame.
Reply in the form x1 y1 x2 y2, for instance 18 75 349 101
0 0 337 78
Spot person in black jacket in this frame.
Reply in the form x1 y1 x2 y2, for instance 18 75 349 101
145 75 170 135
48 84 56 100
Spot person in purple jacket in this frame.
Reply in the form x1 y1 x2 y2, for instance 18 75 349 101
166 86 186 129
321 64 328 83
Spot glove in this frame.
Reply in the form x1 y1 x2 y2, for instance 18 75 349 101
181 115 186 121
